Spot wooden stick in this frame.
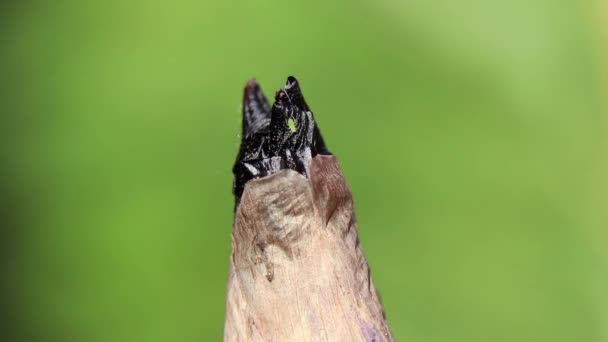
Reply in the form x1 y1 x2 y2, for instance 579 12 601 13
225 77 393 341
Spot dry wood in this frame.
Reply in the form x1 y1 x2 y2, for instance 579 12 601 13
225 77 393 341
224 155 393 341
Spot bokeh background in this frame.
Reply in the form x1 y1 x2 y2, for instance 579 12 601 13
1 0 608 341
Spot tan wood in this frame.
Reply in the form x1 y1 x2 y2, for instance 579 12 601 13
224 155 393 342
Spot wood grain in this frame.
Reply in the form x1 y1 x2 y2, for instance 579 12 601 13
224 155 393 341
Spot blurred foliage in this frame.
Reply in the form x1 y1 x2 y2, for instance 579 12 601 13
1 0 607 341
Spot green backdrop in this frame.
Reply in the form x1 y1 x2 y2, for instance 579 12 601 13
1 0 607 341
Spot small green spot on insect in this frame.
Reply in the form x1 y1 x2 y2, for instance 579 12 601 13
287 118 297 133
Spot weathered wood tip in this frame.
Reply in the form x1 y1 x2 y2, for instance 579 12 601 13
225 78 393 342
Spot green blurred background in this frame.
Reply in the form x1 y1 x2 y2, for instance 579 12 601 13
1 0 608 341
